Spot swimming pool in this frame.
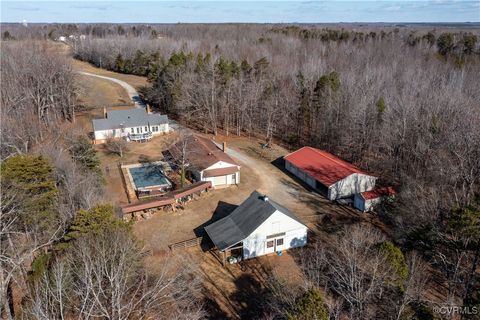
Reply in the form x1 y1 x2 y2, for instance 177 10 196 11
128 164 171 190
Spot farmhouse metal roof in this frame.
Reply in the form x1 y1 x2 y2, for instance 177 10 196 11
204 191 306 251
361 187 396 200
92 108 168 131
284 146 374 187
169 134 238 171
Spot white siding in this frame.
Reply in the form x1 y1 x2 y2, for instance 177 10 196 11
365 198 382 211
242 210 307 259
151 123 169 135
206 161 238 170
202 171 239 187
94 123 169 141
94 128 125 140
328 173 376 200
199 161 240 188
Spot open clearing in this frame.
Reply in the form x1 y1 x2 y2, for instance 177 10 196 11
71 51 387 319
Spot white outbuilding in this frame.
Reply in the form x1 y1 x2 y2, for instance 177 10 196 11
169 135 240 189
205 191 308 264
284 147 377 200
354 187 396 212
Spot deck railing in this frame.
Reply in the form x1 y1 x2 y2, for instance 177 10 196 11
128 131 153 141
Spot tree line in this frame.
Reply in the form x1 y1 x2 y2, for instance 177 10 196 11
0 41 204 319
1 24 479 318
72 24 480 317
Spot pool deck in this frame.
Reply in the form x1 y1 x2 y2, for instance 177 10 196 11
120 161 173 202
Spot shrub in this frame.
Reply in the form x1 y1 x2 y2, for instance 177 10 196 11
287 288 329 320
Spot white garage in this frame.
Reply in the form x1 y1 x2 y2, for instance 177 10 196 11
169 135 240 189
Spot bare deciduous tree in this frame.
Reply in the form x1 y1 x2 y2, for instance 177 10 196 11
26 231 204 320
105 136 129 158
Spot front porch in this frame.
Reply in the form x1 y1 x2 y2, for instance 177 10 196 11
220 243 244 266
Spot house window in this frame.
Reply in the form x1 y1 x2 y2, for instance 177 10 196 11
145 126 148 132
130 128 134 133
276 238 284 246
137 127 142 133
266 241 274 248
112 129 116 136
120 127 125 133
152 126 158 132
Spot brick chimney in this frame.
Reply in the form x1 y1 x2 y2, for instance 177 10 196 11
222 142 227 152
103 106 107 118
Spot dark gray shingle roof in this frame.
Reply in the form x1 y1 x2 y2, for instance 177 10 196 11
92 108 168 131
204 191 306 251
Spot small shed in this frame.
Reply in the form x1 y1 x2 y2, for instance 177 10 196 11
205 191 307 264
284 147 377 200
354 187 396 212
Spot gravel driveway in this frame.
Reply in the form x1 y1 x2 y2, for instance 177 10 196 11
77 71 146 108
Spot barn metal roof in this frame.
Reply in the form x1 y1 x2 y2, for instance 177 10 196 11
284 147 374 187
204 191 306 251
92 108 168 131
361 187 396 200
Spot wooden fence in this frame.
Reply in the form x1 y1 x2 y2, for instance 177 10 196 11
168 237 203 252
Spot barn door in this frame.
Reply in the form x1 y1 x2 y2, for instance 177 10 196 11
265 240 275 254
265 237 284 254
275 238 284 251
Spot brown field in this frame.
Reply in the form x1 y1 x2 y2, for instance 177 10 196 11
75 74 132 108
72 57 148 89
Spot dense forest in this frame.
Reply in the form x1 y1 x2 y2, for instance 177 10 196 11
1 23 480 319
0 40 204 318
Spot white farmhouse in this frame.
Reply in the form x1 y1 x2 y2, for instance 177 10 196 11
284 147 377 200
205 191 308 264
169 135 240 188
92 108 169 144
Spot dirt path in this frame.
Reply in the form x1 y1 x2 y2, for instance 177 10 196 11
77 71 145 108
226 146 298 200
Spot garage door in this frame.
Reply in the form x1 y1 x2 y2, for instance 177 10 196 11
213 175 227 186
